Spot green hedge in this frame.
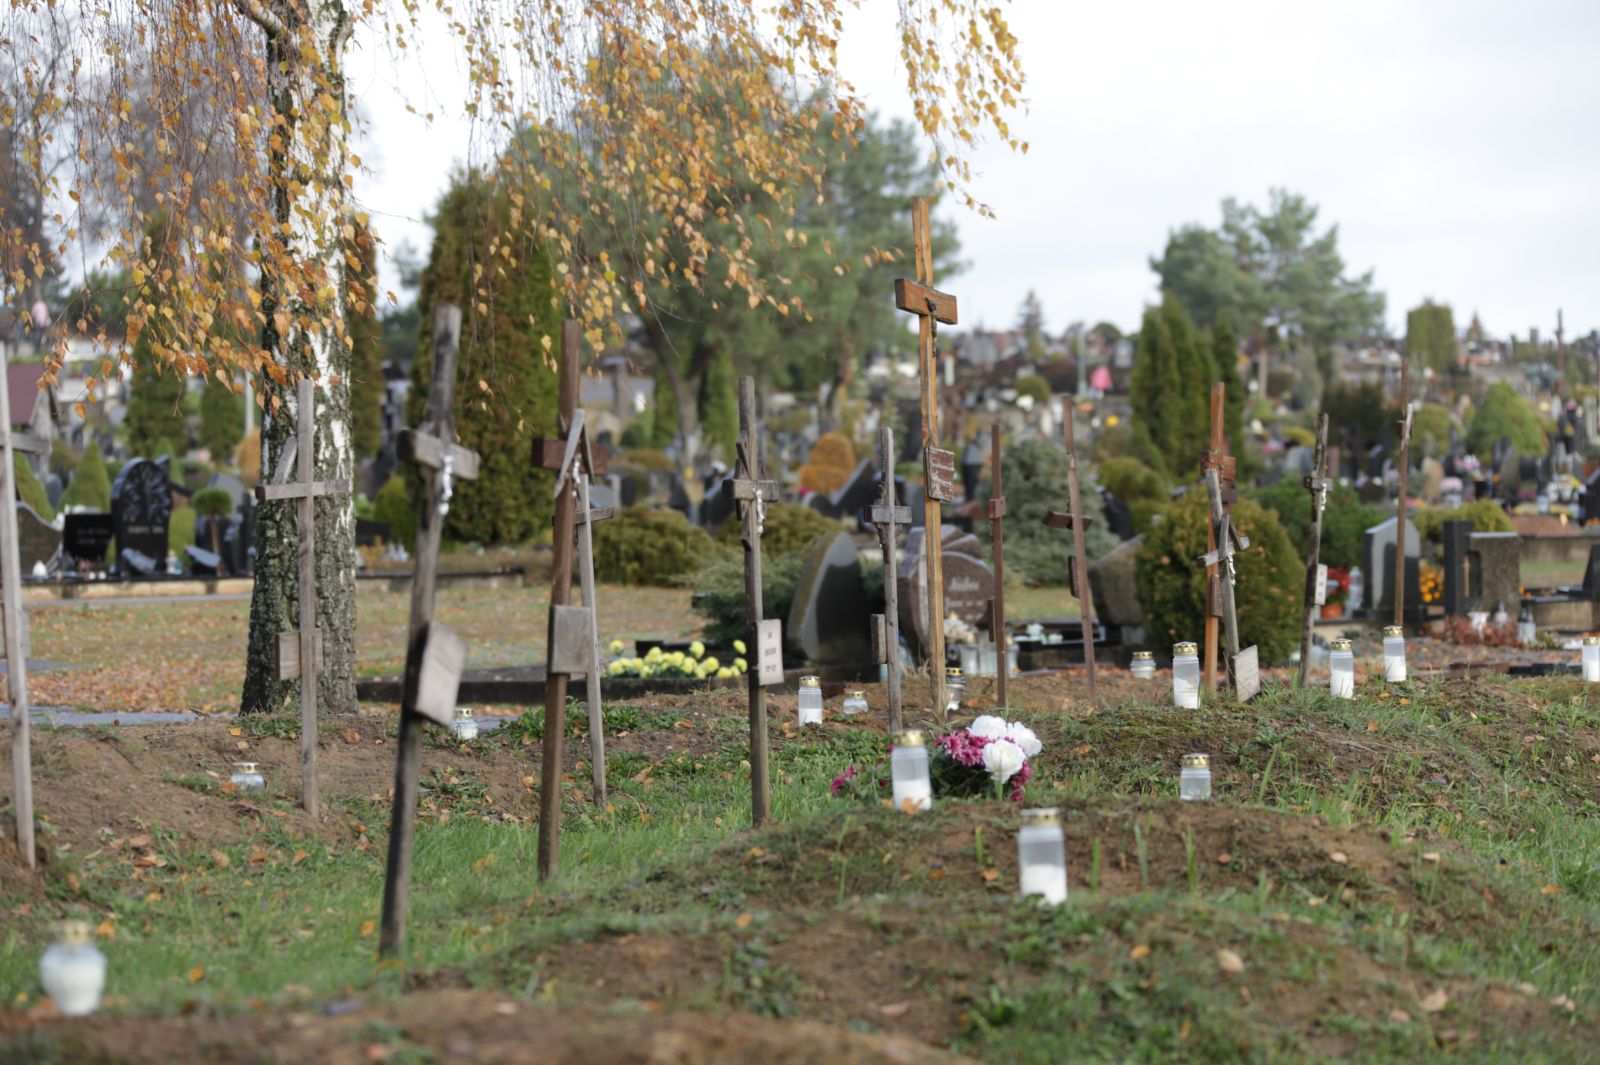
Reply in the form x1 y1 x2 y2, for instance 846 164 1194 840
714 501 839 557
1414 499 1512 543
593 506 714 586
1248 477 1381 571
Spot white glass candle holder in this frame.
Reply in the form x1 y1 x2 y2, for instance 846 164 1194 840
1382 626 1407 683
451 707 479 741
797 675 824 725
1130 651 1155 680
1468 610 1488 635
40 921 106 1016
890 730 932 813
1006 642 1019 676
842 690 868 716
1517 602 1536 646
1329 639 1355 699
1017 807 1068 905
1180 753 1212 801
945 667 966 713
1584 637 1600 683
1172 642 1200 709
230 761 265 793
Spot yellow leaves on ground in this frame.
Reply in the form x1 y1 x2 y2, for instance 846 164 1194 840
187 965 206 984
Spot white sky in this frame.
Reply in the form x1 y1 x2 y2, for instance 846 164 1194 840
349 0 1600 342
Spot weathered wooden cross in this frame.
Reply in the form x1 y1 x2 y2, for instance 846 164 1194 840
0 349 47 868
986 425 1009 709
1045 407 1098 702
1200 383 1235 696
571 443 613 807
1198 463 1260 701
379 304 481 957
895 196 958 715
254 375 350 817
1298 413 1331 687
735 376 780 825
864 426 912 733
1394 360 1413 628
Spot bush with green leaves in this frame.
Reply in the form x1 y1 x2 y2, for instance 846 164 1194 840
168 505 195 557
1414 499 1512 544
13 453 52 521
690 549 807 646
1095 456 1168 536
60 445 111 512
1136 490 1303 665
1014 374 1051 406
372 474 416 552
1467 382 1544 458
1247 477 1381 571
714 501 838 556
980 437 1117 586
593 506 714 586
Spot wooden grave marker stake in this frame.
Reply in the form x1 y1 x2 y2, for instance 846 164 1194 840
734 377 780 824
0 345 47 869
379 304 481 956
895 196 958 715
1298 413 1331 687
1394 360 1413 628
864 426 912 734
1044 407 1098 702
573 470 613 807
1200 383 1236 696
254 375 351 818
987 425 1009 709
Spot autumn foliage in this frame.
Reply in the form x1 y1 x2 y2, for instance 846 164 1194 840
798 432 857 494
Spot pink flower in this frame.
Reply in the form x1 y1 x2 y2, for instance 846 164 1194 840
830 764 858 794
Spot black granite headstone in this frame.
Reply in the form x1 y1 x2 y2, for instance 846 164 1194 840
355 517 390 548
1441 519 1473 616
64 512 113 569
785 530 871 664
185 544 221 576
110 457 172 575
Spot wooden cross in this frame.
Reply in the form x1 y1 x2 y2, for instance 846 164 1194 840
1297 413 1331 687
0 352 45 868
1394 360 1413 628
572 462 614 808
379 304 481 957
1200 383 1236 695
863 425 912 734
986 425 1009 709
1044 408 1097 702
895 197 958 714
1198 466 1261 701
734 376 780 825
254 375 350 818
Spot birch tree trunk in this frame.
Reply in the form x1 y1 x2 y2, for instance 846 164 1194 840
239 0 357 715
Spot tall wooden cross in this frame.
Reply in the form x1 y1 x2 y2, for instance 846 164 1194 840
0 348 47 869
379 304 481 957
1394 359 1413 628
1200 383 1235 696
986 425 1009 709
864 426 912 733
734 376 780 825
254 375 350 818
1045 407 1097 702
572 457 613 807
1198 464 1261 701
895 197 958 714
1298 413 1331 688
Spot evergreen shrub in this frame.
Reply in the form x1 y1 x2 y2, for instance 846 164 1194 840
593 506 713 586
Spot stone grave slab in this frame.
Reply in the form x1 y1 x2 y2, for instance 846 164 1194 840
16 503 60 575
1089 535 1144 631
1468 531 1520 613
785 530 871 664
63 512 113 569
1361 515 1419 617
896 523 996 655
111 457 172 575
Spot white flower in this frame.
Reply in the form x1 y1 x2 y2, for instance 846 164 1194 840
968 715 1008 740
982 738 1026 783
1004 722 1042 758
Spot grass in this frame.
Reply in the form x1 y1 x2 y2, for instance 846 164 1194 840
5 674 1600 1061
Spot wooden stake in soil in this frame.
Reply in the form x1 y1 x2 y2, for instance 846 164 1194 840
733 377 780 825
1394 360 1413 628
987 426 1009 708
1298 413 1331 687
1200 383 1234 696
379 304 481 957
573 470 613 808
254 376 351 818
865 426 912 733
895 196 958 714
0 346 47 869
1044 407 1098 703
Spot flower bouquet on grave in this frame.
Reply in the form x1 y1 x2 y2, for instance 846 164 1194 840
1322 567 1351 618
829 715 1042 804
604 638 749 680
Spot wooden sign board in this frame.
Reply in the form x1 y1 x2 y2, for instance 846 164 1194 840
547 604 595 676
925 447 957 502
870 613 888 664
756 618 784 686
413 623 467 727
1313 563 1328 606
1232 645 1261 702
275 629 324 682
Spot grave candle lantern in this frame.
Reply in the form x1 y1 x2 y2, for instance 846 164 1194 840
1017 807 1068 905
945 667 966 714
797 675 824 725
451 707 479 742
230 761 265 793
841 690 868 716
890 730 932 813
1517 602 1536 646
39 920 106 1016
1382 626 1407 683
1583 636 1600 683
1179 753 1212 801
1172 642 1200 709
1329 638 1355 698
1130 651 1156 680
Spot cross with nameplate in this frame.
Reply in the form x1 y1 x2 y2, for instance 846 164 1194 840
863 425 912 734
734 376 780 825
1298 413 1331 687
254 375 350 818
895 196 959 714
380 304 481 957
1200 382 1237 696
0 348 46 868
1044 407 1097 701
1198 463 1261 701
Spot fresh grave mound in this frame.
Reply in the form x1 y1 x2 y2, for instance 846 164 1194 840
0 991 974 1065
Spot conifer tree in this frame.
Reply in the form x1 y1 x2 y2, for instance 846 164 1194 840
199 375 244 460
61 443 112 511
348 217 385 459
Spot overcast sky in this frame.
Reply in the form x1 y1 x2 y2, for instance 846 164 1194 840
351 0 1600 342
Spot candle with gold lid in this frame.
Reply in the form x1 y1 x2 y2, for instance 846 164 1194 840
944 667 965 713
1329 638 1355 698
1172 643 1200 708
1382 626 1407 683
1584 636 1600 683
40 920 106 1016
230 761 265 793
1017 807 1068 904
451 707 479 741
841 690 868 716
890 729 932 812
797 675 823 725
1180 753 1212 801
1130 650 1156 680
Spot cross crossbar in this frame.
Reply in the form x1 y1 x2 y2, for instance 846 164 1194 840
893 278 958 324
9 433 48 456
399 429 481 480
1043 510 1094 530
256 478 349 502
732 479 780 501
867 503 913 526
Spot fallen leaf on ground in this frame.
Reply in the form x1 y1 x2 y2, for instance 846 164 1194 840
187 966 205 984
1130 944 1151 960
1389 1009 1411 1024
359 920 375 937
1216 949 1244 974
342 729 360 744
980 868 999 882
875 1002 910 1017
734 913 753 929
1421 852 1440 863
1541 884 1562 895
95 920 115 940
1420 988 1448 1013
1329 851 1348 864
292 849 310 865
1215 852 1232 865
